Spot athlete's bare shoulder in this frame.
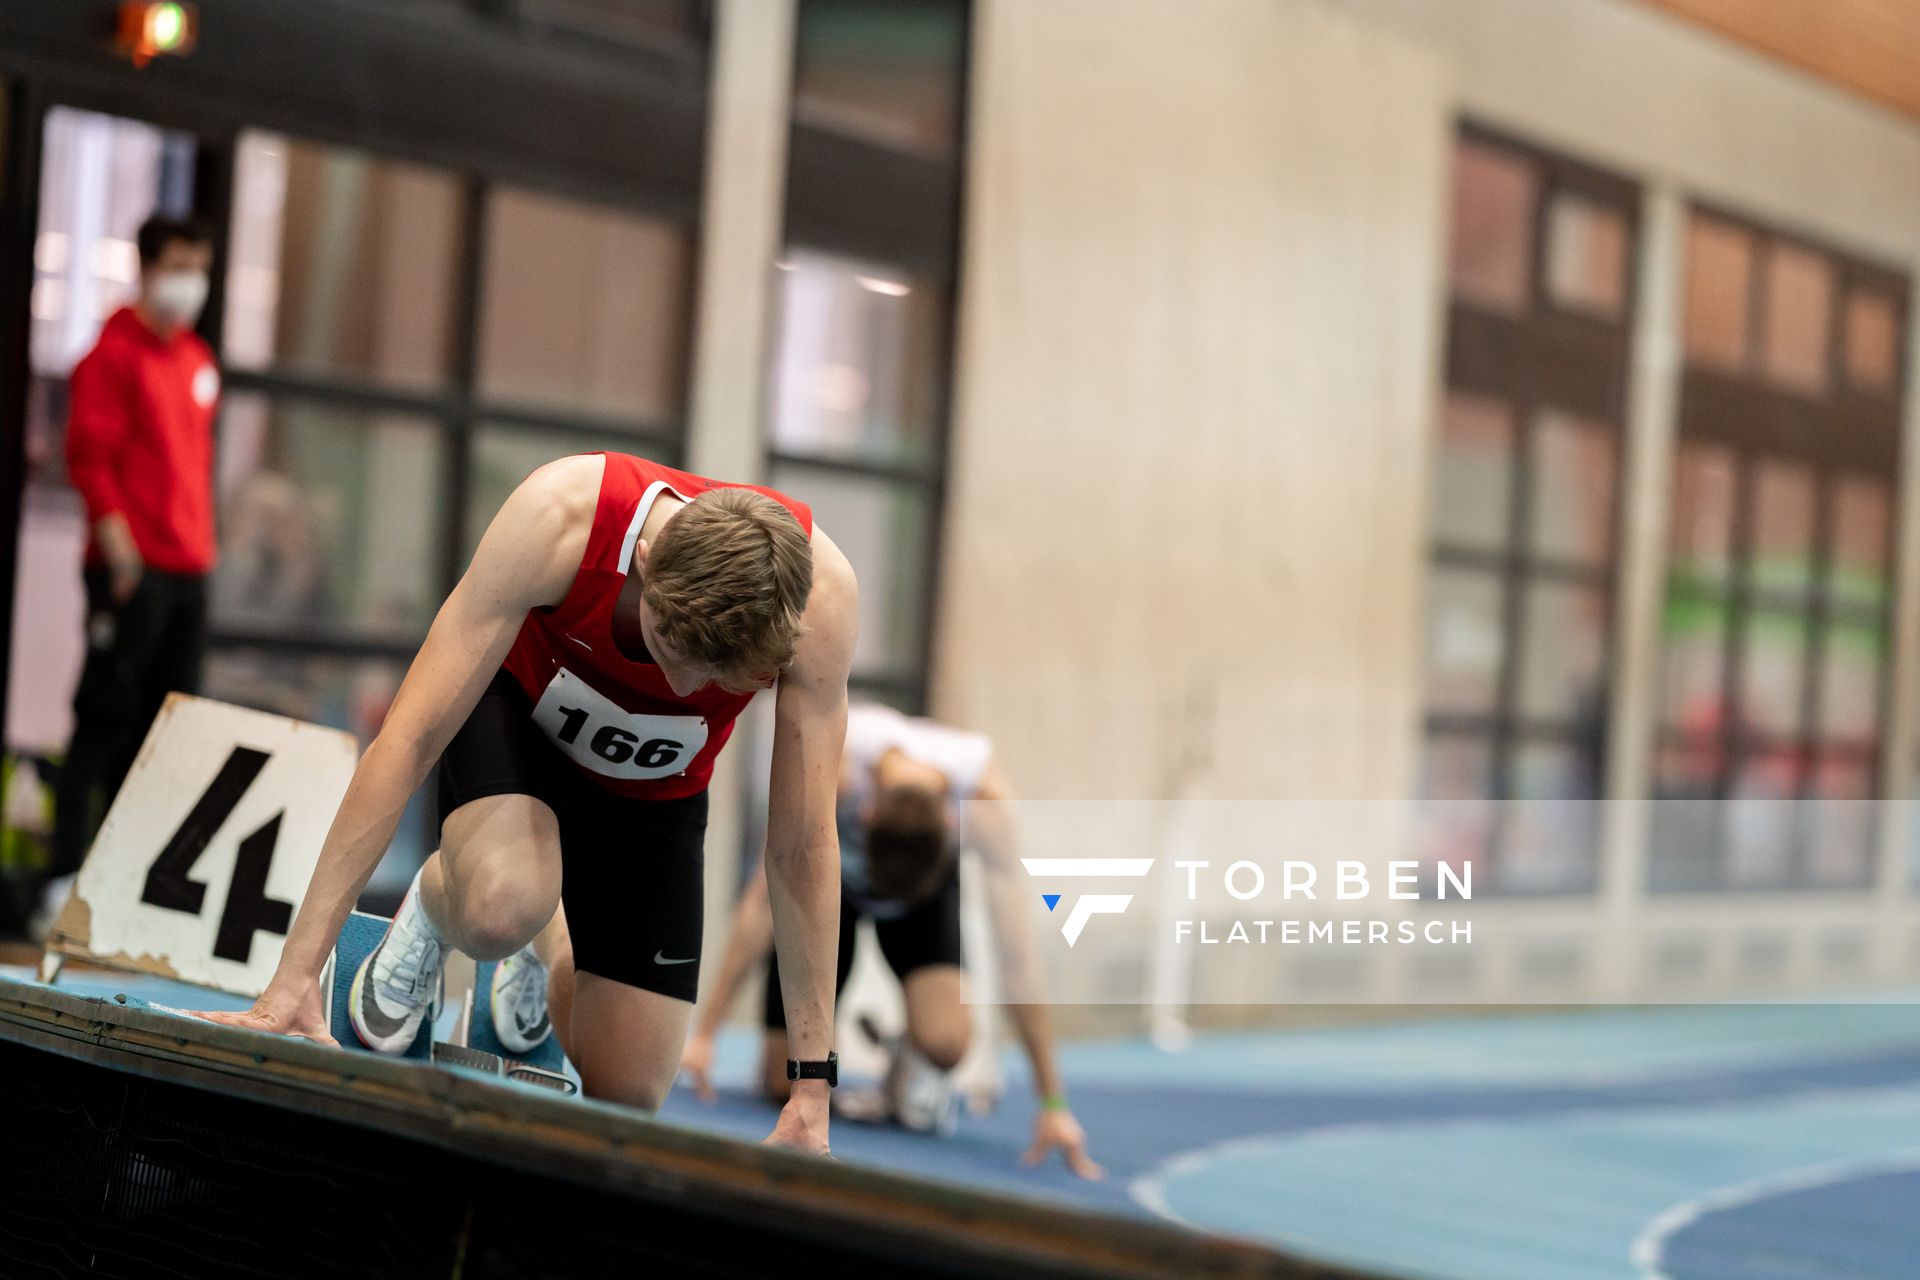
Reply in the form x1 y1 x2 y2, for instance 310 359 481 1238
783 524 858 691
517 452 605 528
806 524 857 619
467 454 605 611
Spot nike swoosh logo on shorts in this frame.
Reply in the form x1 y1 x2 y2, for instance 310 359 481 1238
654 951 696 965
567 635 592 651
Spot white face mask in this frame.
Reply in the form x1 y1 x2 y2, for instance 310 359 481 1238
147 270 209 326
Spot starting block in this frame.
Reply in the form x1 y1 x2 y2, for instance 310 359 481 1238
467 955 570 1077
433 1041 576 1095
327 910 431 1060
328 909 572 1091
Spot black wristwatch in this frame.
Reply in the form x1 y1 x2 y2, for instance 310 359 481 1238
787 1051 838 1088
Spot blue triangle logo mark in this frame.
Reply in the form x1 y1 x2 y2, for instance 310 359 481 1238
1042 894 1061 912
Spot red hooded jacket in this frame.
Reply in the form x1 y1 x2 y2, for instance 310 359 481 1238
65 306 219 576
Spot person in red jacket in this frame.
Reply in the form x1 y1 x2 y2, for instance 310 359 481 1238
44 214 219 916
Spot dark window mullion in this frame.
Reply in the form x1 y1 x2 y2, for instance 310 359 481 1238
1789 466 1837 884
221 368 460 421
476 401 682 447
1488 396 1542 882
1744 229 1769 377
766 448 944 487
1716 446 1757 882
206 627 422 663
444 175 488 592
1434 543 1613 587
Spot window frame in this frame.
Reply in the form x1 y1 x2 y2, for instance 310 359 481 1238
1423 121 1642 896
207 134 700 670
767 0 970 714
1654 201 1910 893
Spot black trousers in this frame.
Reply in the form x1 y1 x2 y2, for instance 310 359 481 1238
51 566 207 876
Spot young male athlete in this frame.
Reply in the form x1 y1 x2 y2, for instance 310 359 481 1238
678 703 1102 1179
201 452 855 1154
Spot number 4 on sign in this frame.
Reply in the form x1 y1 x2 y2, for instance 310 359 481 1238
140 746 295 964
44 694 360 999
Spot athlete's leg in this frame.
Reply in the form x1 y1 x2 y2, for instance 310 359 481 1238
532 906 687 1108
418 792 562 960
569 977 694 1111
533 908 576 1055
876 866 970 1070
901 965 971 1071
553 787 709 1110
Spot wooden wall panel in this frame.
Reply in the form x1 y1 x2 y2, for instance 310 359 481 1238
1636 0 1920 122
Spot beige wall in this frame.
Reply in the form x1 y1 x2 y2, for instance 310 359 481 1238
936 0 1450 822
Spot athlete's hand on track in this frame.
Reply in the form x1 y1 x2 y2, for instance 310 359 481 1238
678 1030 718 1102
1023 1108 1104 1180
764 1084 832 1156
193 979 338 1048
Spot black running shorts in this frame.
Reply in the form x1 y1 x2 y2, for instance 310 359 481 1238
437 670 707 1002
761 864 963 1030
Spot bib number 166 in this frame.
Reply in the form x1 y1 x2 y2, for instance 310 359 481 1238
531 667 709 782
550 707 681 769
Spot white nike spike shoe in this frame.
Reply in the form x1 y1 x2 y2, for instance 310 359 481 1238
491 944 552 1055
348 883 445 1054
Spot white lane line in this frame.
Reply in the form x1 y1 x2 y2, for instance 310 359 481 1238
1630 1146 1920 1280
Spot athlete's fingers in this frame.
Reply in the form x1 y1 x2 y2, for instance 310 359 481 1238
1065 1145 1106 1181
678 1044 717 1102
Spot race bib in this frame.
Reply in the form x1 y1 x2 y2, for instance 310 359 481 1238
530 668 708 782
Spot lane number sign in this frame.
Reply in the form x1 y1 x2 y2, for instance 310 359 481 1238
46 694 359 997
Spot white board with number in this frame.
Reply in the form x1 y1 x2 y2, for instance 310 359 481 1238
47 693 359 997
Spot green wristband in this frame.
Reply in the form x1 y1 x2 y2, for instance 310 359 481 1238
1041 1093 1069 1113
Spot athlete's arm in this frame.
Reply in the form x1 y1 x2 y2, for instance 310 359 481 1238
972 761 1104 1180
761 529 858 1154
196 457 598 1041
680 861 777 1101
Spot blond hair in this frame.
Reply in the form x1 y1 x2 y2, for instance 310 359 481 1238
643 488 812 691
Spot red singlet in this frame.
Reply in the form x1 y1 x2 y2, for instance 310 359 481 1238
501 453 813 800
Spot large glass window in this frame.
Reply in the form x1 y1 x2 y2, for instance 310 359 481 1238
1652 210 1907 893
1419 130 1638 895
9 108 195 764
476 185 692 425
741 2 968 870
769 458 934 679
222 130 696 645
462 422 669 563
215 127 698 903
793 0 967 158
213 393 448 642
227 135 463 390
769 250 943 468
